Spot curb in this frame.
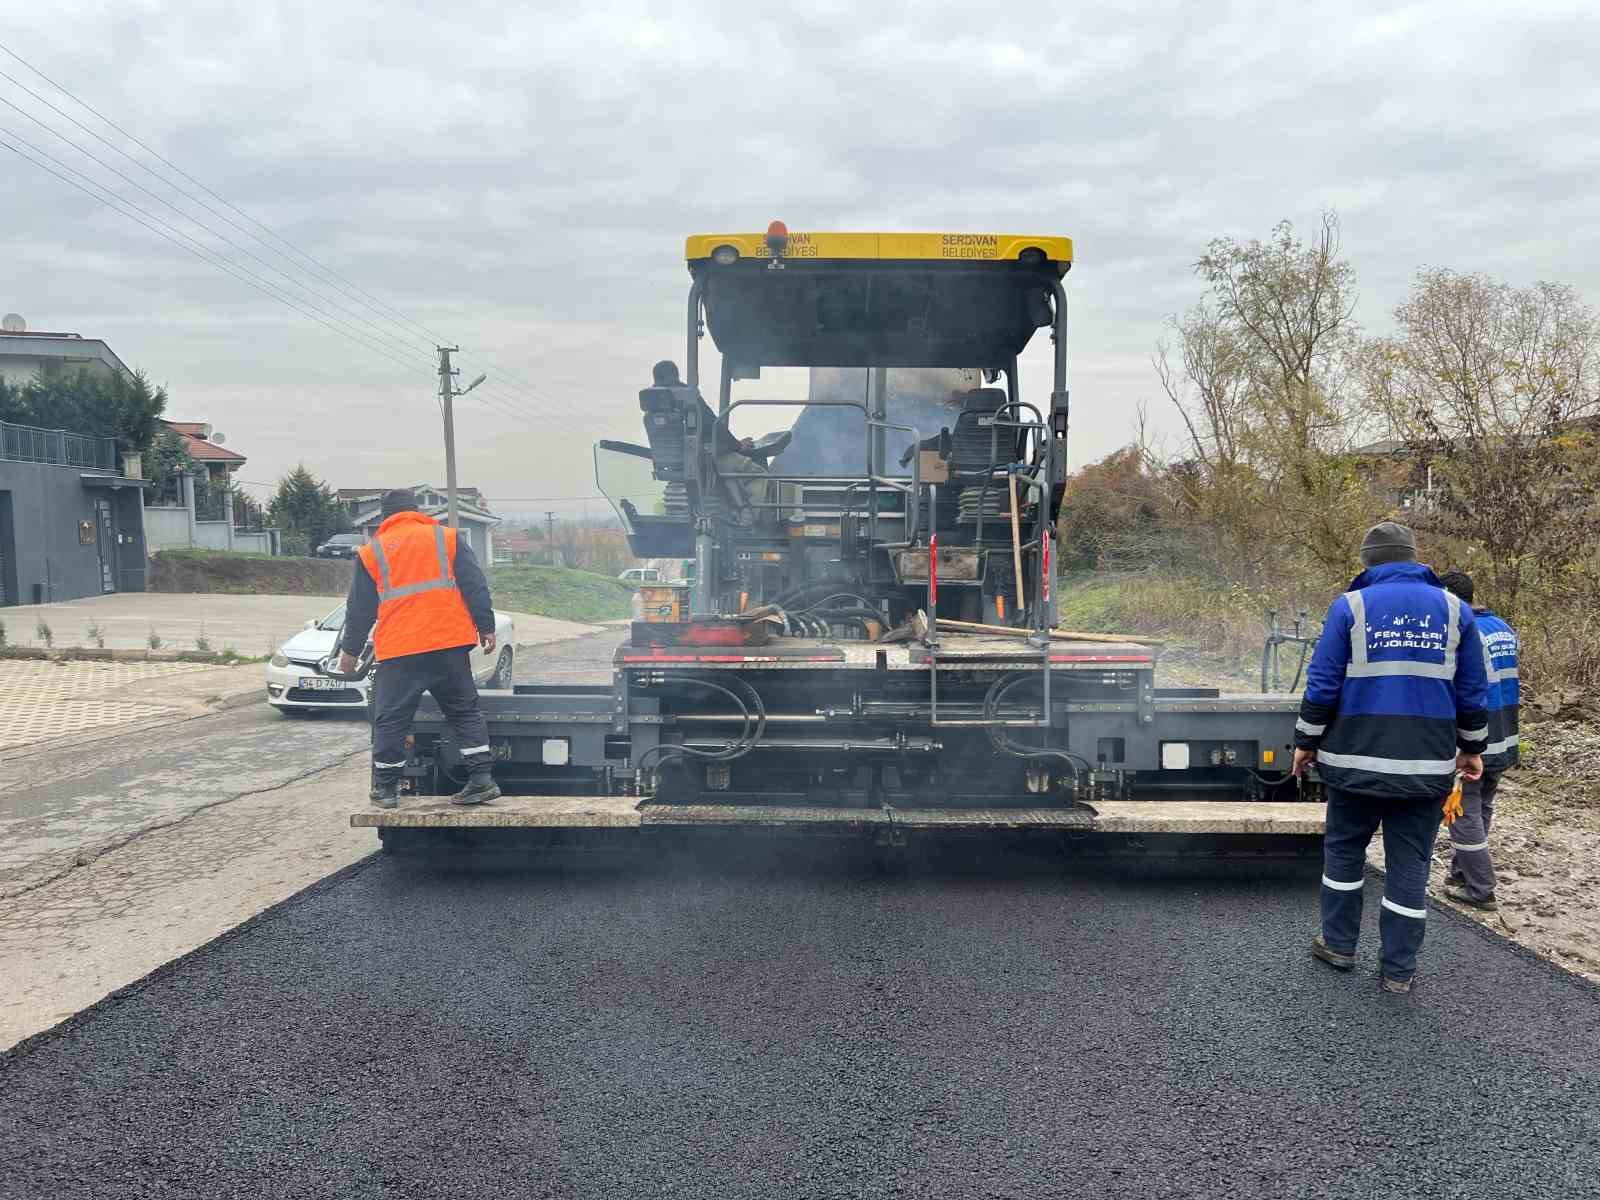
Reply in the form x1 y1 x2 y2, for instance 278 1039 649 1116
0 647 253 665
211 689 266 712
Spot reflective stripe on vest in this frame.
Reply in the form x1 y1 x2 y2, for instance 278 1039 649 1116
1316 750 1457 775
370 525 457 602
1343 587 1460 680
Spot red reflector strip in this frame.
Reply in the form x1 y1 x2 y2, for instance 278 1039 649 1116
621 653 842 663
1049 654 1153 663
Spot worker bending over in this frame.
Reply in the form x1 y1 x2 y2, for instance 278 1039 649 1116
338 488 500 809
1293 522 1490 994
1438 570 1520 912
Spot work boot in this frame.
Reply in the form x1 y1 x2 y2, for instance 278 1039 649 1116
450 769 500 807
369 779 399 809
1381 975 1413 995
1444 882 1498 912
1310 935 1356 972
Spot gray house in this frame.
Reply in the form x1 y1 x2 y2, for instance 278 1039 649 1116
0 324 151 604
339 485 499 564
0 425 150 605
0 325 132 387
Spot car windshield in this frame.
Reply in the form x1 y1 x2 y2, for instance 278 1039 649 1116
317 604 346 630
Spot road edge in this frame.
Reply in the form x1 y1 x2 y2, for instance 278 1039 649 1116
0 852 384 1067
1362 864 1600 998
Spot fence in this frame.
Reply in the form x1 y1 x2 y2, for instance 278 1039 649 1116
144 501 278 554
0 420 116 471
144 505 192 551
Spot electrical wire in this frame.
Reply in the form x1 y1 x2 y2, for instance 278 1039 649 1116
0 39 456 349
0 39 606 428
0 87 438 369
0 129 430 380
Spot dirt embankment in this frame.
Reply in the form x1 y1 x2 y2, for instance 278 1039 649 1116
148 551 353 596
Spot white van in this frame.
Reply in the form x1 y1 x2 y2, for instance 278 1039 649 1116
618 567 662 584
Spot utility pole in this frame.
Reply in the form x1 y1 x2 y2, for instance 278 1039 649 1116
546 511 557 565
436 347 486 532
437 346 460 529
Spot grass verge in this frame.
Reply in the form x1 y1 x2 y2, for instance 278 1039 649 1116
149 550 352 595
1056 570 1293 689
487 565 636 623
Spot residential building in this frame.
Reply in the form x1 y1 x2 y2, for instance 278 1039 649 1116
493 529 540 564
340 484 499 563
0 323 133 387
142 420 274 554
0 421 150 605
159 420 247 481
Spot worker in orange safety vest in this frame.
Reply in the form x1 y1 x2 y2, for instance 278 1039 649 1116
337 489 499 809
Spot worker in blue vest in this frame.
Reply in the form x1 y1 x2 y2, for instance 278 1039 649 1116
1438 570 1520 912
1292 522 1490 994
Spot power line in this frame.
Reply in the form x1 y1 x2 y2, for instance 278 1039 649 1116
0 129 433 380
0 89 439 370
0 38 457 352
0 37 609 428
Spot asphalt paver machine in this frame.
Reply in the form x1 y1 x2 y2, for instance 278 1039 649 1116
358 227 1322 854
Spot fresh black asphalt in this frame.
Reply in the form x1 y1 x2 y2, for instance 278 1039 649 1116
2 846 1597 1200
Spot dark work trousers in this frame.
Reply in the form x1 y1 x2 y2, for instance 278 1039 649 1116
1320 786 1444 982
1448 769 1501 903
371 646 492 785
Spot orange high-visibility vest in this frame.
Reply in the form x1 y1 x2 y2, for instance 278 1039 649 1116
356 511 480 660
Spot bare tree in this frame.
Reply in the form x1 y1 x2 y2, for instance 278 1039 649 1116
1368 269 1600 617
1156 212 1383 579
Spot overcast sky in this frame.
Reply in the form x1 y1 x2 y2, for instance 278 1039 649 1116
3 1 1598 522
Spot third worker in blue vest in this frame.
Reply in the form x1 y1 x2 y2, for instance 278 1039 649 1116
1292 522 1490 994
1438 569 1520 912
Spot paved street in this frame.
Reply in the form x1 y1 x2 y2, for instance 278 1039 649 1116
3 848 1597 1199
0 624 621 896
0 657 263 753
0 701 369 898
5 625 1597 1197
0 627 624 1048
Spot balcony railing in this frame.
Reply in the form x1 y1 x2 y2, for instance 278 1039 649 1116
0 420 117 471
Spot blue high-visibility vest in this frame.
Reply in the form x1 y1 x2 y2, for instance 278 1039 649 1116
1296 561 1490 799
1475 608 1520 770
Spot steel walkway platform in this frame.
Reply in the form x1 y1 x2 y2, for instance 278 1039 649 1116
352 797 1325 835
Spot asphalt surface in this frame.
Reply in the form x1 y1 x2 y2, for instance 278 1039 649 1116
3 846 1597 1199
513 627 626 686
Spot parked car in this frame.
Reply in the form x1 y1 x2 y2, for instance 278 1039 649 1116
618 566 662 584
315 533 366 559
266 602 517 715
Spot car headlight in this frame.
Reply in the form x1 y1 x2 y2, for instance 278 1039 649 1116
270 652 289 667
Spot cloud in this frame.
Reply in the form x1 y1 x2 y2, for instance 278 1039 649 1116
3 0 1599 519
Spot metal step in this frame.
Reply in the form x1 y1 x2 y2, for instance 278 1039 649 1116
352 795 643 828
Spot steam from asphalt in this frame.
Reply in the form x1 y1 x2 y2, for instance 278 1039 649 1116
771 367 979 475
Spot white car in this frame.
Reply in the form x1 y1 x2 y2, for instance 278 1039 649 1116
265 602 517 715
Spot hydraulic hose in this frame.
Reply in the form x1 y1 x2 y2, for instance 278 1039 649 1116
981 673 1094 789
637 674 769 778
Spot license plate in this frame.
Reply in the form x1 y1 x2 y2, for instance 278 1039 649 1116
298 677 345 691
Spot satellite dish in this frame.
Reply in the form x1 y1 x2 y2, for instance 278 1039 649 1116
210 431 227 445
1 313 25 333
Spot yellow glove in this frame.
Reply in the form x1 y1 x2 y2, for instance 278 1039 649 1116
1443 776 1463 825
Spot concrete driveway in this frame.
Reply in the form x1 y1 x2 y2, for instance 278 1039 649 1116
0 592 596 657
